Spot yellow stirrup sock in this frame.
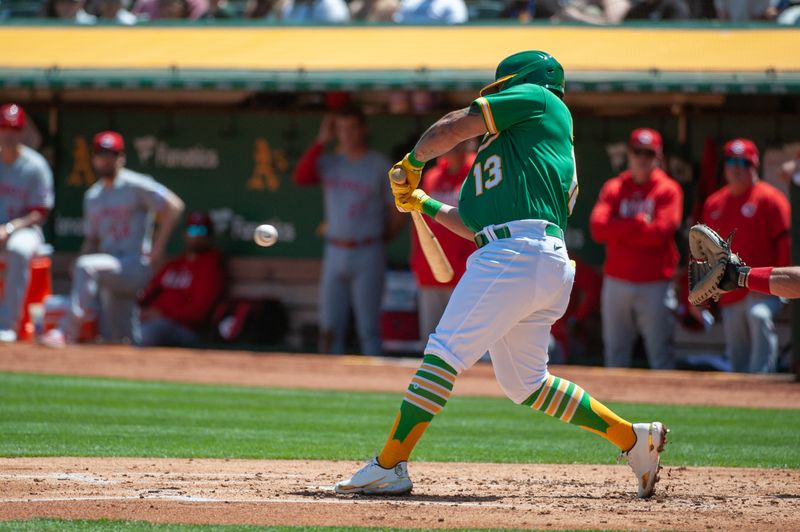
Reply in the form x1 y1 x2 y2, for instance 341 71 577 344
377 355 457 468
523 374 636 451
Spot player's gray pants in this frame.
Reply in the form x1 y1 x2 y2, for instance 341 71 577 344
601 277 676 370
66 253 151 344
0 228 44 331
139 316 200 348
417 286 454 342
319 243 385 356
720 294 783 373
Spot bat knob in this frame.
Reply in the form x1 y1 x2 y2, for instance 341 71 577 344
390 167 408 185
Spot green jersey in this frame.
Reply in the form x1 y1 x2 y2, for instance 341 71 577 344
458 84 578 233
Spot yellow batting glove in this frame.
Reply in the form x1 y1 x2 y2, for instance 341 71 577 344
388 152 424 198
396 189 444 218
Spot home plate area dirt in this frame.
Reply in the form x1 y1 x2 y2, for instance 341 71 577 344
1 458 799 530
1 346 799 530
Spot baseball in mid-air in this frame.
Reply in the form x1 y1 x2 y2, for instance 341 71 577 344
253 224 278 247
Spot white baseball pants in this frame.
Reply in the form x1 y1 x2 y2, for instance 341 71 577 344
425 219 575 404
66 253 151 344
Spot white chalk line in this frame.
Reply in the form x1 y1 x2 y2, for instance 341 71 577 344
0 472 115 484
0 493 520 509
0 472 305 482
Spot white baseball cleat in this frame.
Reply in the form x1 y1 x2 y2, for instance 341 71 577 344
623 421 669 498
334 458 413 495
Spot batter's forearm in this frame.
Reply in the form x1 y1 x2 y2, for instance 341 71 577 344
433 205 474 241
413 107 486 162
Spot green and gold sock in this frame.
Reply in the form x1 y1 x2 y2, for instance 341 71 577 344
377 354 457 468
523 374 636 451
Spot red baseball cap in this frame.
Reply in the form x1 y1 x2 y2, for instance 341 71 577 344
0 103 26 130
93 131 125 152
629 128 663 154
724 138 759 168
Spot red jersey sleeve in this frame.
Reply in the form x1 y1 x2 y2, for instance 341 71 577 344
589 179 638 243
624 182 683 248
292 142 324 186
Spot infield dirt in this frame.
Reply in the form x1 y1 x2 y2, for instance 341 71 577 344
1 345 798 531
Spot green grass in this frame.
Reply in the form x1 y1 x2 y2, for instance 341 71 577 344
0 372 798 468
0 520 602 532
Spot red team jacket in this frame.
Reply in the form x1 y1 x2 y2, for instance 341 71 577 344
701 181 790 306
410 156 477 288
139 249 226 330
590 168 683 282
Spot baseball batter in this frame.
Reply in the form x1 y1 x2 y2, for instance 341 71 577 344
0 103 54 343
335 51 668 498
42 131 184 347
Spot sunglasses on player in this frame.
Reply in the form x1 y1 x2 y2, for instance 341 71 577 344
186 225 209 237
725 158 751 168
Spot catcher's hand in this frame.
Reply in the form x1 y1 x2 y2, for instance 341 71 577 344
395 188 432 213
687 224 749 305
388 153 424 200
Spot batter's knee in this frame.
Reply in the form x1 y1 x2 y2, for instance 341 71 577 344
498 371 550 405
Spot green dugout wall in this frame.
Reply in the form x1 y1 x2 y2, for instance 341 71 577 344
47 105 800 268
4 22 798 367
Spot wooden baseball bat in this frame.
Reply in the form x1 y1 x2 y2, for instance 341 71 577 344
390 167 455 284
411 211 455 283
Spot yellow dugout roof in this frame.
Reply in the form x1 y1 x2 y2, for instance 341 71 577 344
1 23 799 93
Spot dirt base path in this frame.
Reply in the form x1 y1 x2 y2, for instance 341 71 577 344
1 458 799 531
1 345 799 530
1 344 798 409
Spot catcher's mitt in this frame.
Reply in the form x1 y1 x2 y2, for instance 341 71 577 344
687 224 749 306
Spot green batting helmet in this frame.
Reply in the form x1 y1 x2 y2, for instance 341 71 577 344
480 50 565 97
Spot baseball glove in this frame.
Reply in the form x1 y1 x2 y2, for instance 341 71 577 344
687 224 749 306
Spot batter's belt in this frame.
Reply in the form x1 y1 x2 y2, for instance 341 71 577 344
474 222 563 248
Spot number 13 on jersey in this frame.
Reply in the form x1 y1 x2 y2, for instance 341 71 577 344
474 155 503 196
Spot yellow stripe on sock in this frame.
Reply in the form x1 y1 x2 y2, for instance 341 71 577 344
420 363 456 385
560 387 585 423
545 377 570 417
411 376 452 402
530 375 554 411
404 392 441 415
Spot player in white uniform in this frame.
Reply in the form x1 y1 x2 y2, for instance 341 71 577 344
41 131 184 347
335 51 668 499
0 103 54 343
